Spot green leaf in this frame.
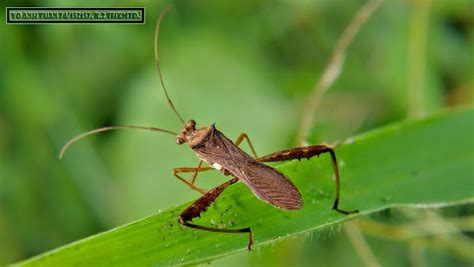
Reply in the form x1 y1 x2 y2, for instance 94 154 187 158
15 108 474 266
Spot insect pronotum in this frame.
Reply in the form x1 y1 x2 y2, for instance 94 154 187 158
60 4 358 251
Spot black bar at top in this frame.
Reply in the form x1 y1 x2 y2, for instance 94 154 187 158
6 7 145 24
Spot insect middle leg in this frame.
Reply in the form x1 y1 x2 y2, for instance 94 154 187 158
235 133 258 158
179 176 254 250
258 145 358 215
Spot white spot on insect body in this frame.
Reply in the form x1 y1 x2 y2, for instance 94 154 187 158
212 163 222 170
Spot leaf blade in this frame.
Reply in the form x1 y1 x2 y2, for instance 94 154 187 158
16 108 474 266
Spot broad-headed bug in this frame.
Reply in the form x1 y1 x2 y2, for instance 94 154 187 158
60 4 358 251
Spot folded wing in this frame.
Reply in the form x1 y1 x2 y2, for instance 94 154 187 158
238 160 302 210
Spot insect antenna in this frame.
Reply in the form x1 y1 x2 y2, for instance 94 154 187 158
155 4 186 125
60 125 177 159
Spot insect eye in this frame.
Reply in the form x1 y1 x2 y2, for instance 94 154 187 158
185 120 196 131
176 136 185 145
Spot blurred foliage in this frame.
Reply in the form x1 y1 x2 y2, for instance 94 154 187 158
0 0 472 266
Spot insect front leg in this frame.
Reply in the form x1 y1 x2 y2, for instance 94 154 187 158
173 166 214 194
190 160 204 184
179 177 254 250
180 160 207 188
258 145 358 215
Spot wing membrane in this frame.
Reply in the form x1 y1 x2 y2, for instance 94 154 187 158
239 160 302 210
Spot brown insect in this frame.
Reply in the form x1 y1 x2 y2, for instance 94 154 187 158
60 5 358 251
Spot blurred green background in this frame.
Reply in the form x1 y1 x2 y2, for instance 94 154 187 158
0 0 472 266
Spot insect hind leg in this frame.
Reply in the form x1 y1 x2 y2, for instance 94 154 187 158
258 145 358 215
179 220 253 251
179 177 254 250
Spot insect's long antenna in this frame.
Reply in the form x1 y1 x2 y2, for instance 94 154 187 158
60 125 177 159
155 4 186 125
